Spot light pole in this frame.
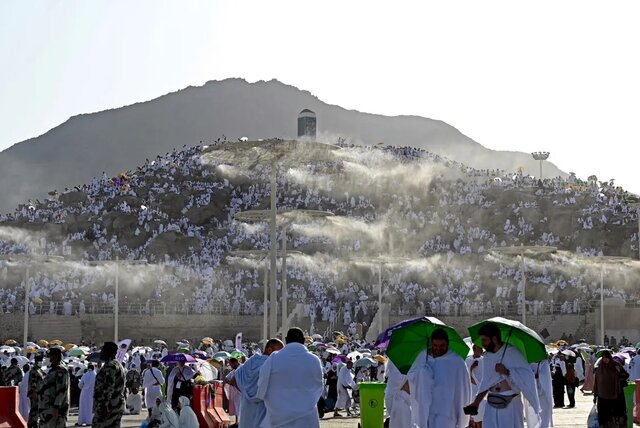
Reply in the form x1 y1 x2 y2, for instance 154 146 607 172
350 256 410 335
490 246 557 324
207 139 340 338
531 152 550 180
234 208 333 336
88 258 147 342
588 256 631 345
0 255 64 351
630 202 640 261
228 249 301 342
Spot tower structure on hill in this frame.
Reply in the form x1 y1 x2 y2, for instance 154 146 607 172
297 109 316 139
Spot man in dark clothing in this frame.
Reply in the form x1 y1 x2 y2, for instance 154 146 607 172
325 365 338 411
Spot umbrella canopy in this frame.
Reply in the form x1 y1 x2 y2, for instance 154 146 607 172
468 317 546 364
613 353 631 365
312 334 323 341
4 339 17 346
161 353 197 363
325 348 340 355
230 350 245 360
373 354 387 364
192 351 208 360
38 339 49 347
64 344 76 351
69 348 87 357
201 337 214 346
0 345 16 354
213 351 231 360
154 340 167 347
49 340 63 346
87 352 102 363
176 347 191 354
331 355 349 364
355 357 377 369
387 316 468 374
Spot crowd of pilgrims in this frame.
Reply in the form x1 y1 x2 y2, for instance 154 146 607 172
2 326 639 428
0 140 638 328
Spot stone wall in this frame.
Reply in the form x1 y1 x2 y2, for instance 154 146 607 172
0 313 263 345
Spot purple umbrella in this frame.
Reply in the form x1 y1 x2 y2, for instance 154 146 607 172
161 353 197 363
331 355 349 364
192 351 208 360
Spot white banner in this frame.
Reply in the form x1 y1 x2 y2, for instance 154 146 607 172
235 332 242 351
117 339 132 363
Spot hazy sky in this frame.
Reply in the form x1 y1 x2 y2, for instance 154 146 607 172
1 1 639 192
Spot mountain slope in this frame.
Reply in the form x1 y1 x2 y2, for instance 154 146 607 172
0 78 565 213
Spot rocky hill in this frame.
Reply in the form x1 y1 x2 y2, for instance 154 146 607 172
0 78 567 213
0 140 636 319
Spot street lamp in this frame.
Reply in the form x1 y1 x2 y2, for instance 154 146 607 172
584 256 631 345
234 207 334 336
0 254 64 351
350 256 410 336
489 245 557 324
531 152 550 180
228 249 302 342
88 258 147 342
207 139 340 338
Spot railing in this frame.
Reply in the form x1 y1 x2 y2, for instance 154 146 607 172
5 298 631 318
16 301 262 317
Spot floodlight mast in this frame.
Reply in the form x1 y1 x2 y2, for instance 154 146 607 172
0 255 65 351
88 257 148 342
531 151 550 180
489 245 557 324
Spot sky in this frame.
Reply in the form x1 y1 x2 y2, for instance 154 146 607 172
1 1 639 192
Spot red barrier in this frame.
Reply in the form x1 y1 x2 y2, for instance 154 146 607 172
209 382 230 428
192 385 215 428
635 379 640 424
0 386 27 428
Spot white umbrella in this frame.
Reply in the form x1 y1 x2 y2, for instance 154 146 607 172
154 340 167 346
561 349 576 358
0 345 16 354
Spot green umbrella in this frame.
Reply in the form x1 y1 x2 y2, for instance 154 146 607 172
387 316 468 374
230 350 245 359
468 317 546 364
68 348 86 357
595 349 612 358
214 351 231 360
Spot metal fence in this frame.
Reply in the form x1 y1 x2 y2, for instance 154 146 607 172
6 298 612 318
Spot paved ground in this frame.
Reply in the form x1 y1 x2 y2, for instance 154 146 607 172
65 391 599 427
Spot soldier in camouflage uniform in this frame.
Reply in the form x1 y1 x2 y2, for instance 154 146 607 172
3 357 24 385
93 342 126 428
28 355 45 428
38 348 70 428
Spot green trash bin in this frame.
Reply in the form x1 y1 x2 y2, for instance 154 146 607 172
624 382 635 428
358 382 386 428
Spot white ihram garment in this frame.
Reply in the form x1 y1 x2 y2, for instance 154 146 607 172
477 345 541 428
142 367 165 409
78 369 96 425
257 343 324 428
408 349 471 428
385 360 415 428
